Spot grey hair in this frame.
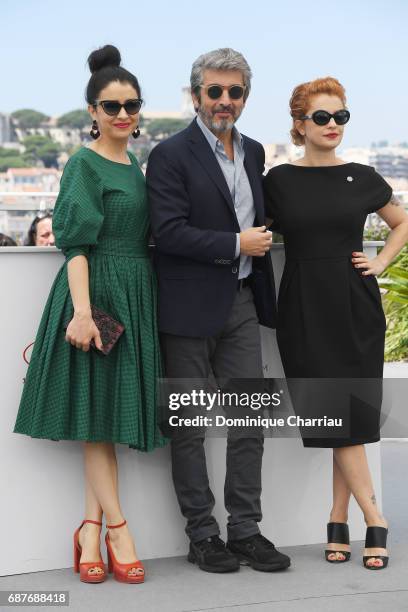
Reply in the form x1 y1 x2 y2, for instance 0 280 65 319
190 48 252 101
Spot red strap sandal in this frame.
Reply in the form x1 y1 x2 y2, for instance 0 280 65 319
105 519 145 583
73 519 106 583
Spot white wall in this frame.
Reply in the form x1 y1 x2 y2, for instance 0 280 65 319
0 245 382 576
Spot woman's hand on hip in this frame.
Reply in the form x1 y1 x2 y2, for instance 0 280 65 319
351 252 387 276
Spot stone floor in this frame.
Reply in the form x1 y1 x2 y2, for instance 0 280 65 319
1 440 407 612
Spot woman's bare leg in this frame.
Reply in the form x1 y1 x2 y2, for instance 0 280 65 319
326 451 352 560
78 476 104 575
81 442 142 576
333 445 388 568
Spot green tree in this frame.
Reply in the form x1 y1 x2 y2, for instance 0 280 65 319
364 223 408 361
379 247 408 361
38 141 62 168
0 146 27 171
57 109 90 129
0 156 28 172
11 109 49 128
0 147 21 158
145 118 190 140
22 135 61 168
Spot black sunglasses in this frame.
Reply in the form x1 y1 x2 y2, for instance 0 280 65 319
94 98 143 116
301 109 350 126
201 84 246 100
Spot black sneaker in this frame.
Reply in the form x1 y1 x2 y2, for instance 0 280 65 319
188 535 240 573
227 533 291 572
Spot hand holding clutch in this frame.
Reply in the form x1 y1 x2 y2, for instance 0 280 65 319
64 305 124 355
89 305 125 355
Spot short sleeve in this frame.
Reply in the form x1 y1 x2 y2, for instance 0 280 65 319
53 153 104 262
367 167 393 213
263 170 282 233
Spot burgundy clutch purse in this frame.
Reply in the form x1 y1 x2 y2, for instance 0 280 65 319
64 305 125 356
89 305 125 355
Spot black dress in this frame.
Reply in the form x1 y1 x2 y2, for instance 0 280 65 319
264 163 392 448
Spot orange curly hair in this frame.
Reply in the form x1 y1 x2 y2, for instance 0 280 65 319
289 77 347 146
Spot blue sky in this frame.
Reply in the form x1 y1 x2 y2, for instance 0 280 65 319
2 0 407 147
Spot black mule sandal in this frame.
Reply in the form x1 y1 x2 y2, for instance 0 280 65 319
363 526 389 570
325 522 351 563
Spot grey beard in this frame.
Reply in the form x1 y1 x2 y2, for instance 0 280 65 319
198 108 237 134
211 118 235 132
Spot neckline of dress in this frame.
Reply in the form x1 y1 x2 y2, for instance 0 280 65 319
82 146 133 166
283 162 354 169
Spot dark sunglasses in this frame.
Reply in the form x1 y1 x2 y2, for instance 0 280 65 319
201 84 246 100
301 109 350 126
94 98 143 116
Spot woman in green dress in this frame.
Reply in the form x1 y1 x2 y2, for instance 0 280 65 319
14 44 166 584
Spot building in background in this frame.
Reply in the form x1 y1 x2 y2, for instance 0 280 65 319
143 87 195 121
263 143 302 170
342 145 408 195
2 92 408 244
0 113 12 145
369 146 408 186
0 88 196 243
3 168 60 193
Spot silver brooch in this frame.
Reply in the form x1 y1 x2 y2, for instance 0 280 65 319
346 176 354 182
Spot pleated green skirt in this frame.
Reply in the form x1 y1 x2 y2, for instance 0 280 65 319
14 245 167 451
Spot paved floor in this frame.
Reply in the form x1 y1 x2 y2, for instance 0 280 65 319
1 440 407 612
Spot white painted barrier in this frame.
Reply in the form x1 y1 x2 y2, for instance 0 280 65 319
0 244 382 575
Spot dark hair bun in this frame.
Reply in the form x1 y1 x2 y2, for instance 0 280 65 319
88 45 121 74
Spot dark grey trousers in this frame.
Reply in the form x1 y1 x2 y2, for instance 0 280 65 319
160 286 265 543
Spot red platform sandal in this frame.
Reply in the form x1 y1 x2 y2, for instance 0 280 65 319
105 519 145 583
73 519 106 583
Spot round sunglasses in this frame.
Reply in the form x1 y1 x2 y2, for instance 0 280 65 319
94 98 143 116
300 109 350 126
201 84 246 100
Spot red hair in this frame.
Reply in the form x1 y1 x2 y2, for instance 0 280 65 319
289 77 347 146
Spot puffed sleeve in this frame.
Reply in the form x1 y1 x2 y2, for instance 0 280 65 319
366 166 393 213
53 153 104 262
263 170 282 233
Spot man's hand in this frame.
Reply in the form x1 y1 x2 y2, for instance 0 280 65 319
240 226 273 257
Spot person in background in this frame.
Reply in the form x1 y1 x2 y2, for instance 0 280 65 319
24 212 55 246
0 233 17 246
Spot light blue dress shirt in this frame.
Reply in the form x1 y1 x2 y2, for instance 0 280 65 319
196 115 255 280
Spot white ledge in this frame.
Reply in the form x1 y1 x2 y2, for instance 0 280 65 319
0 241 386 254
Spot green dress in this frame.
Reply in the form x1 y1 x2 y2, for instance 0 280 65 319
14 147 167 451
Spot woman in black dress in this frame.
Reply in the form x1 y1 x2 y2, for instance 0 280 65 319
264 77 408 570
